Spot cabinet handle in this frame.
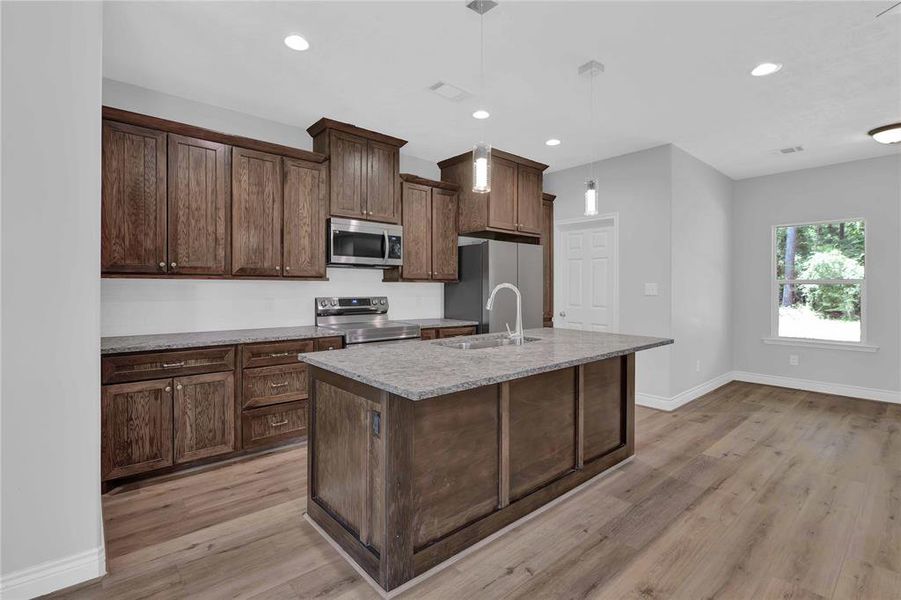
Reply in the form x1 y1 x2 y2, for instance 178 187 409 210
162 361 186 368
159 262 166 269
176 384 183 390
275 266 280 271
269 417 289 427
269 381 290 389
285 266 291 272
170 262 177 268
268 352 290 358
165 386 172 393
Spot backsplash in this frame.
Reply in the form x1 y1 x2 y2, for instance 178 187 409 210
101 268 444 336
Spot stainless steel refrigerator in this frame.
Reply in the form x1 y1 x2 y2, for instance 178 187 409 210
444 240 543 334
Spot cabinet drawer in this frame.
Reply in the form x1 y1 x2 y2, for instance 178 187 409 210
316 337 344 351
242 340 315 368
102 346 235 384
420 328 437 340
242 401 307 448
437 326 477 339
242 363 308 409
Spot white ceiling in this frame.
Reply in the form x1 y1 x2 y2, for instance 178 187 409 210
103 1 901 179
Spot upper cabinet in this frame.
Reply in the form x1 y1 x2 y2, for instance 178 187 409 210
100 107 328 280
438 149 548 240
308 118 406 225
384 175 460 283
541 193 555 327
102 121 167 273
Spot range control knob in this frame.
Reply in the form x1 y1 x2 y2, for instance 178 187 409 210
379 298 386 305
330 299 338 307
319 300 327 308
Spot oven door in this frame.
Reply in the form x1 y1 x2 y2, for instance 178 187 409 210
328 218 403 267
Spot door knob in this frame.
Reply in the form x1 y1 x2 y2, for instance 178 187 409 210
559 311 566 317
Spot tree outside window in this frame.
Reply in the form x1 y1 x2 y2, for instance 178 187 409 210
774 220 865 343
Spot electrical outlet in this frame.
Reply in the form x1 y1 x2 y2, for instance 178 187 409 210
789 354 799 366
644 283 659 296
695 360 701 373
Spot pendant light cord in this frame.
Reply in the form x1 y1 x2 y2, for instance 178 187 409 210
480 2 486 138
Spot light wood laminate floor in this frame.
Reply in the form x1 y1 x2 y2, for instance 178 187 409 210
48 382 901 599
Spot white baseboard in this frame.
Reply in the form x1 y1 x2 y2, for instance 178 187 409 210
636 371 734 412
732 371 901 405
0 546 105 599
637 370 901 412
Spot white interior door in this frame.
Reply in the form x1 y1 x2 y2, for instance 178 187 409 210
555 218 618 332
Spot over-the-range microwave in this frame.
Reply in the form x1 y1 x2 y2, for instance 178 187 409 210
327 217 403 268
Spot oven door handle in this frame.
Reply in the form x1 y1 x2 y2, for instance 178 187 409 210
383 230 389 262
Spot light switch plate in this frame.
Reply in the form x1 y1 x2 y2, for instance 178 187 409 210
789 354 799 366
644 283 659 296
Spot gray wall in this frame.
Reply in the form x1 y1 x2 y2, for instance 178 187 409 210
733 155 901 392
1 1 105 595
670 147 733 395
545 145 674 398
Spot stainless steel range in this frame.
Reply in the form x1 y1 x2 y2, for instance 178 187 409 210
314 296 420 347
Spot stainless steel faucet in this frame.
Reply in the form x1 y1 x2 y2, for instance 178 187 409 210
486 283 524 343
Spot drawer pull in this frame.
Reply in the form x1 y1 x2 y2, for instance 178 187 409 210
268 352 291 358
162 361 186 368
269 417 289 427
269 381 290 389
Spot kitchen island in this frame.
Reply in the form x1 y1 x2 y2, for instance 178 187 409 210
299 328 672 592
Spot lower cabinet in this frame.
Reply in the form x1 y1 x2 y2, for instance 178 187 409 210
101 378 174 480
242 401 308 448
173 372 235 464
420 325 477 340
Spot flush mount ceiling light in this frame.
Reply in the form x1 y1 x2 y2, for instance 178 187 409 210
868 123 901 144
284 34 310 51
472 109 490 120
751 62 782 77
545 138 561 146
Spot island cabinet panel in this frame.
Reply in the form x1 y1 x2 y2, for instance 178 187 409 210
282 158 327 278
582 356 626 461
101 120 168 274
167 134 230 275
173 371 235 464
101 378 173 480
231 147 283 276
508 368 576 500
411 387 499 550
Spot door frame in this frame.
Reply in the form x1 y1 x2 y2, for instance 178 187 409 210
553 213 620 332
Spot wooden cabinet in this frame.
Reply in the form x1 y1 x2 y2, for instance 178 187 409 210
167 134 230 275
101 120 167 273
100 107 328 280
420 325 477 340
283 158 327 278
308 118 406 224
438 148 548 240
231 147 283 276
173 371 235 463
101 378 173 480
242 401 307 448
541 193 555 327
384 175 459 282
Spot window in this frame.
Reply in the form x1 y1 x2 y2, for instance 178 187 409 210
773 220 866 344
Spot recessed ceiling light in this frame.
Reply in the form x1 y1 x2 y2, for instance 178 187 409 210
751 62 782 77
869 123 901 144
284 34 310 51
472 109 490 120
545 139 561 146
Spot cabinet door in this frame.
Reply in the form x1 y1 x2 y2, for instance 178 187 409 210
401 182 432 280
488 157 517 231
329 132 368 219
173 371 235 463
283 158 326 278
431 188 459 281
541 199 554 324
101 378 173 480
101 120 167 274
516 166 542 234
168 135 230 275
366 140 400 224
232 147 283 276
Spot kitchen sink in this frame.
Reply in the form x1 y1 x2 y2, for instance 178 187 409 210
435 335 541 350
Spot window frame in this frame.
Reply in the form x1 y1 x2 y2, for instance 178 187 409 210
767 217 874 350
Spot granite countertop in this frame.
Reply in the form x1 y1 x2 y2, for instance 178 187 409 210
400 318 479 328
101 325 341 355
300 328 673 400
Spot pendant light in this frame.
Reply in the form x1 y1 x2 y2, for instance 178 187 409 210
579 60 604 216
468 0 496 193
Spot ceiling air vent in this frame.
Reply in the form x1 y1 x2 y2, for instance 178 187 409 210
428 81 472 102
778 145 804 154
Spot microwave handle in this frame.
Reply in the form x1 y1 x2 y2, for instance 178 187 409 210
383 230 389 261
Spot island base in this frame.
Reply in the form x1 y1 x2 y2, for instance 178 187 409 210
306 354 635 592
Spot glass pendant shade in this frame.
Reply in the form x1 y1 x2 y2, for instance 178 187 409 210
472 142 492 193
584 179 598 216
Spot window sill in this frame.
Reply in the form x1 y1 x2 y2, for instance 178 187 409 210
762 337 879 352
